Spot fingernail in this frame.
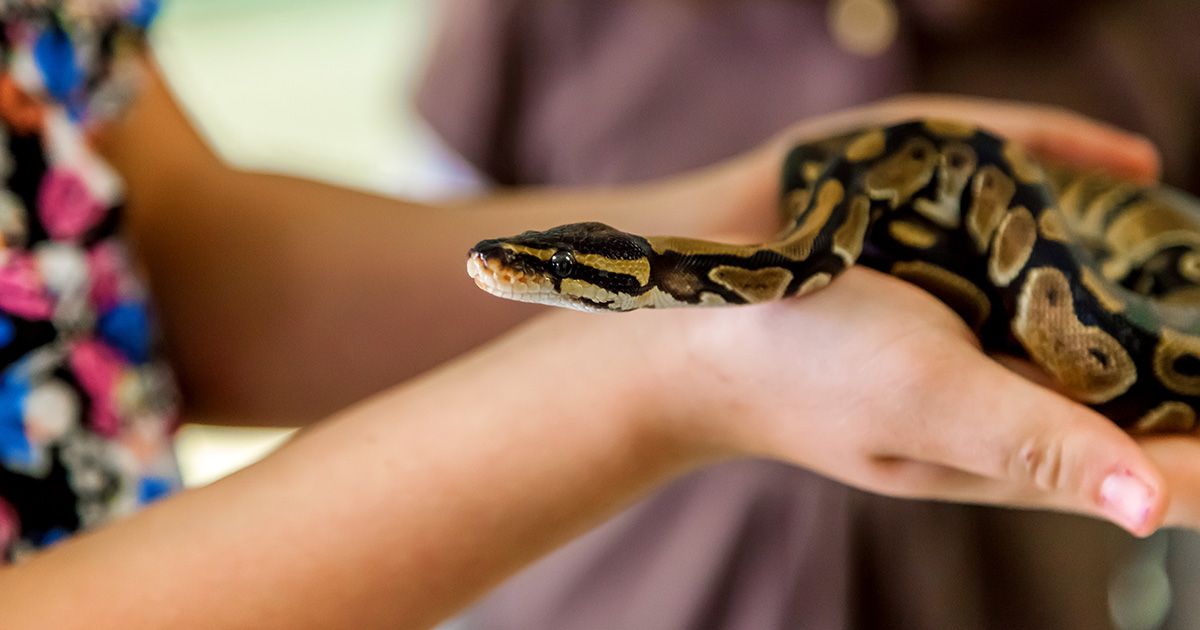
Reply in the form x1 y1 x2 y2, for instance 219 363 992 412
1100 471 1154 533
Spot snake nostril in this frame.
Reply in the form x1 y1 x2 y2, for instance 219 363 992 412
470 239 508 259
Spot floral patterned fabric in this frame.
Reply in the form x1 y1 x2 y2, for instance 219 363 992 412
0 0 179 563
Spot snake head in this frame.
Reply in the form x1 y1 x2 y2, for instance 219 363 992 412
468 222 654 311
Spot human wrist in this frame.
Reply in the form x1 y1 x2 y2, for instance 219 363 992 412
543 310 735 475
615 309 754 466
493 311 722 480
637 146 780 243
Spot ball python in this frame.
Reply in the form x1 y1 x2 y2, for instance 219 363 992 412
467 119 1200 433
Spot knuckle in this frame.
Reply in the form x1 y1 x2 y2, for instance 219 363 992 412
1010 434 1073 494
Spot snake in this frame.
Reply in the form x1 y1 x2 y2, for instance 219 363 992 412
467 119 1200 433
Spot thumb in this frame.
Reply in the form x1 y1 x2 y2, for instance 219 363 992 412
902 349 1168 536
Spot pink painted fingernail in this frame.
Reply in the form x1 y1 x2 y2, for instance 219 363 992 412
1100 472 1154 533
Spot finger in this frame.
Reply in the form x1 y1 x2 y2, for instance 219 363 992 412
863 456 1168 535
864 456 1081 511
994 357 1200 531
1019 123 1160 186
880 345 1166 536
777 94 1161 184
881 95 1162 184
1137 437 1200 530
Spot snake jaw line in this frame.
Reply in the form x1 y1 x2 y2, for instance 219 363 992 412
468 249 601 311
468 119 1200 430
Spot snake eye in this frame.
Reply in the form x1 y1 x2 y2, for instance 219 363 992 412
549 250 575 278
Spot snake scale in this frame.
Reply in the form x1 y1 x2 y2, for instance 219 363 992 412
467 119 1200 433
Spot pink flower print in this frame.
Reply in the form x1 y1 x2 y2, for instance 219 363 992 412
69 339 127 438
87 241 124 312
0 497 17 553
38 167 106 240
0 253 53 319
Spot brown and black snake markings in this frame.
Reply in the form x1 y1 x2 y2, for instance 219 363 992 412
467 119 1200 433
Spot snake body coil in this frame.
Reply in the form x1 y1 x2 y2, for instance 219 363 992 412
468 119 1200 432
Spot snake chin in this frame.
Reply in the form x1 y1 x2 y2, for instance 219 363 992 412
465 120 1200 431
467 252 590 310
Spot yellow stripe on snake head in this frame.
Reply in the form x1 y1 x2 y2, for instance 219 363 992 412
573 253 651 285
500 243 555 260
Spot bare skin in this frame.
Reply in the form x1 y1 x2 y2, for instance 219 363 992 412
2 60 1196 628
99 62 773 425
5 273 1200 630
99 62 1158 425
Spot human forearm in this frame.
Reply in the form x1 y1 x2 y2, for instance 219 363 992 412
100 61 1162 426
11 272 1200 629
0 311 701 630
100 60 770 425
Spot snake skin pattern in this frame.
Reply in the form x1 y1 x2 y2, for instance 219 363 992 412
468 119 1200 432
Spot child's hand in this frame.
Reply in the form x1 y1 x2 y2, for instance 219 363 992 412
643 268 1169 536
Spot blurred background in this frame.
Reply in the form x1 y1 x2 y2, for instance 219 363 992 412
154 0 445 487
149 1 1200 629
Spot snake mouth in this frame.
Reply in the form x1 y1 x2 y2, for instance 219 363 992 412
467 250 558 303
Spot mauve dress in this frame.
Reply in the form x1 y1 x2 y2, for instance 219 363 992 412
418 1 1200 628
